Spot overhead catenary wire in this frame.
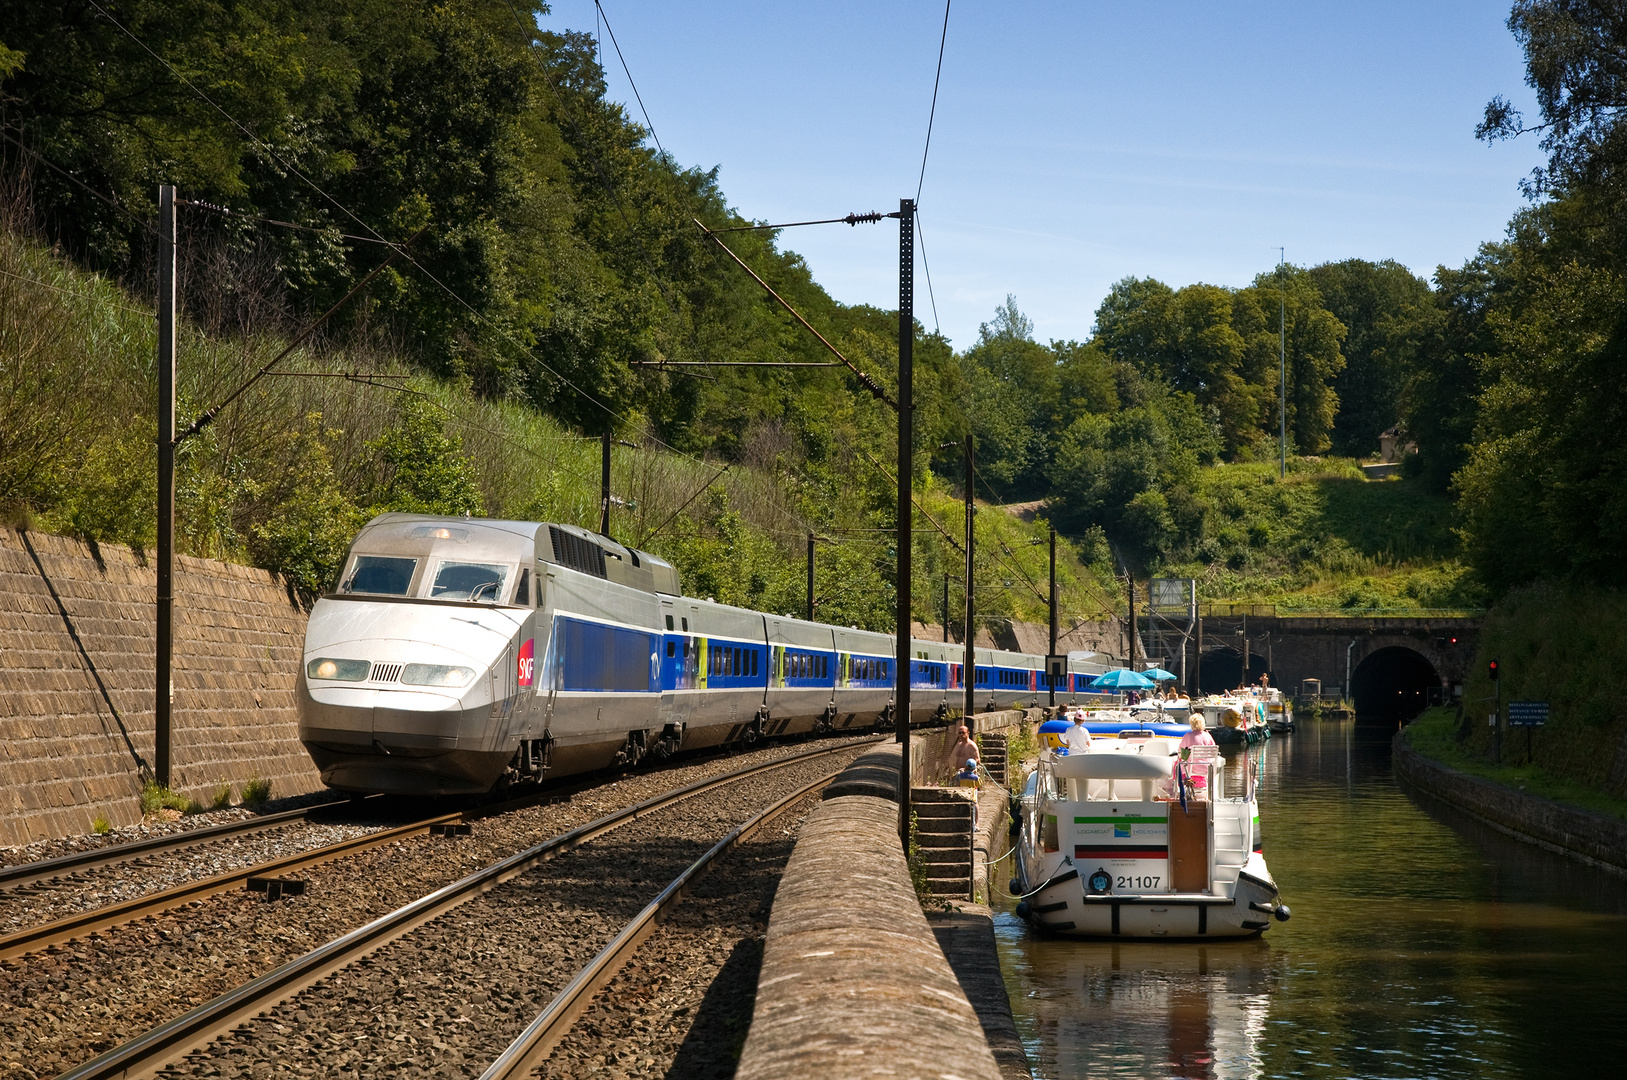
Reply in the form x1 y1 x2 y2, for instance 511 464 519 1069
592 0 664 159
915 0 953 206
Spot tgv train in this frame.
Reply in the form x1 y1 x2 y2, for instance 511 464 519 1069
298 513 1114 795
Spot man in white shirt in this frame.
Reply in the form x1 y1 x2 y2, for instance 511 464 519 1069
1062 712 1093 754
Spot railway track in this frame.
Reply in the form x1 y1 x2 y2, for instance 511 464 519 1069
0 798 349 892
0 804 467 962
36 739 872 1080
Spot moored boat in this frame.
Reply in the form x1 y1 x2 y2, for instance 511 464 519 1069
1013 731 1290 939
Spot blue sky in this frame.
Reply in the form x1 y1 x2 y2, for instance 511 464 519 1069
541 1 1547 350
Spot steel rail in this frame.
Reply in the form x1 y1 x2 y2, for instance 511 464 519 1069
0 806 464 963
52 738 875 1080
480 768 836 1080
0 798 353 892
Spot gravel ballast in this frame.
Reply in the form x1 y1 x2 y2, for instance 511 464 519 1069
148 751 860 1080
0 738 873 1079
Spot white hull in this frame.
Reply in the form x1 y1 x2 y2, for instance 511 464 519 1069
1014 738 1289 940
1017 853 1282 938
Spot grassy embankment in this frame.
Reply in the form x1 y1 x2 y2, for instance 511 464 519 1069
1157 458 1482 613
0 226 1112 631
1399 581 1627 819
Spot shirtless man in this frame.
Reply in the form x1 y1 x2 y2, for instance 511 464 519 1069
949 725 979 773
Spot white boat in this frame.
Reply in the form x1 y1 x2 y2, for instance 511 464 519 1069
1013 733 1290 938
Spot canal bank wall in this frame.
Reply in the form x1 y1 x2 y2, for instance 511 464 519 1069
1392 732 1627 876
739 742 1031 1080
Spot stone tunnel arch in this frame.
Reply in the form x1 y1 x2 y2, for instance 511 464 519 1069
1351 645 1439 728
1197 646 1271 695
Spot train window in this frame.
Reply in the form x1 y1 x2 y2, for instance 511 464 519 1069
344 555 416 596
514 569 530 605
430 561 509 602
733 648 741 676
752 651 759 677
666 641 675 658
682 618 689 631
819 656 826 678
665 614 674 630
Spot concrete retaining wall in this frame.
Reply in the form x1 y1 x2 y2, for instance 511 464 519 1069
737 781 1002 1080
1393 733 1627 876
0 529 323 848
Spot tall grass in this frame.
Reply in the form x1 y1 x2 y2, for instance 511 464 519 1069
1 220 1099 631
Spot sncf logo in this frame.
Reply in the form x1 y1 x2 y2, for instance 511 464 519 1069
517 639 535 688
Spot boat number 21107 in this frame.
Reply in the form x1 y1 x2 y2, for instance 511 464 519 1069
1118 875 1160 889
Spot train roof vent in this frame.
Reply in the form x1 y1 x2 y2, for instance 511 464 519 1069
548 525 607 579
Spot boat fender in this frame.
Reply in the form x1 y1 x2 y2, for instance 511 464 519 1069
1015 900 1031 920
1274 904 1292 922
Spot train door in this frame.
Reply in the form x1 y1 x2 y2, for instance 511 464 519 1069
490 641 516 720
659 599 687 728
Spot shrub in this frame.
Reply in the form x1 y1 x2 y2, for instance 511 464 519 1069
91 813 112 835
139 781 191 816
239 775 272 806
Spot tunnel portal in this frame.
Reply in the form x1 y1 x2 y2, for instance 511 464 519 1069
1196 647 1271 695
1351 646 1439 727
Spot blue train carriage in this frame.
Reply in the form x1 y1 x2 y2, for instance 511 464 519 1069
532 522 677 776
988 648 1044 710
300 514 559 795
906 640 957 720
832 626 896 725
761 615 836 735
670 597 773 748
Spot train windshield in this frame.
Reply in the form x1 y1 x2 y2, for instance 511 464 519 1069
429 561 510 602
343 555 417 596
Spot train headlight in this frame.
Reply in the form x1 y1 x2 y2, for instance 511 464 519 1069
401 663 476 688
307 658 370 681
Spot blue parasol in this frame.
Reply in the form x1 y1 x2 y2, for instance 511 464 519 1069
1141 667 1178 682
1090 667 1155 690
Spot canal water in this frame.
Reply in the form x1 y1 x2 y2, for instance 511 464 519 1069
993 719 1627 1079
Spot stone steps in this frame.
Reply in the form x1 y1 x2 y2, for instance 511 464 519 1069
911 787 975 899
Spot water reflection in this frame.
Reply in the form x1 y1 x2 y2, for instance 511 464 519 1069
994 720 1627 1079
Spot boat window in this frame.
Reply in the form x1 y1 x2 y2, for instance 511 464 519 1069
344 555 417 596
429 561 509 602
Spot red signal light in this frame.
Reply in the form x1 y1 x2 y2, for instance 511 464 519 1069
1488 659 1500 681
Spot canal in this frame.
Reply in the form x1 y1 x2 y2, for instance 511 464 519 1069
993 719 1627 1079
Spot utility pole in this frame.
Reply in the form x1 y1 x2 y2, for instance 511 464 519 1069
806 532 815 622
894 198 914 850
942 574 950 642
155 184 176 790
1048 527 1058 707
599 432 612 537
1127 575 1137 669
1279 247 1287 479
962 435 975 722
1195 616 1204 695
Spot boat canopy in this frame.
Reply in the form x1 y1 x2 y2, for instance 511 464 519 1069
1051 752 1171 781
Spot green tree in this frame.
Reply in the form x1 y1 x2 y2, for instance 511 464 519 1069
961 296 1057 496
1307 258 1440 457
364 400 483 516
